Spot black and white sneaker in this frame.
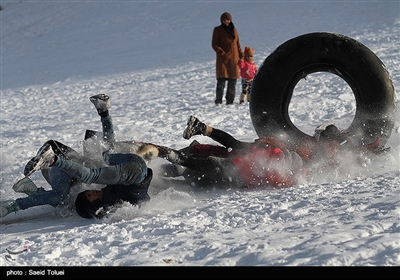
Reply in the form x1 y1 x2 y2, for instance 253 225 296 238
26 143 56 176
90 94 111 113
182 116 205 139
0 200 20 218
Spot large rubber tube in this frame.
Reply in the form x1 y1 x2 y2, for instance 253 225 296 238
250 32 396 146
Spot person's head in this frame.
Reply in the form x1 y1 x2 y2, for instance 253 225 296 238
220 12 232 26
75 190 105 219
315 124 347 156
319 125 346 142
244 46 254 62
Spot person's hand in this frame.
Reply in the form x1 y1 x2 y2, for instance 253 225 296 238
137 144 159 161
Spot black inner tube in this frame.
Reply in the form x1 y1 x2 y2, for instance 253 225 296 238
250 32 396 147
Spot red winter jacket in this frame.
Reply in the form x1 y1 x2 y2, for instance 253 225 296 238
190 144 299 188
238 59 257 80
231 147 297 188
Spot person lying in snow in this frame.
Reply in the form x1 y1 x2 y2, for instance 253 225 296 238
1 94 152 220
1 94 387 219
135 117 311 189
136 115 387 189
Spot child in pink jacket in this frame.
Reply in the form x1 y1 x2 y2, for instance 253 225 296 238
238 46 258 104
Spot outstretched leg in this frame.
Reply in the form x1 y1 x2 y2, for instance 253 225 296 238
183 116 252 150
30 143 148 187
137 144 238 183
90 94 115 151
15 167 74 210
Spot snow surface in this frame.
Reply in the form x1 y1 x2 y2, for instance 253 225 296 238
0 0 399 270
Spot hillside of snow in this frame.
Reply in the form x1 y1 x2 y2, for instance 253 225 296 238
0 0 399 270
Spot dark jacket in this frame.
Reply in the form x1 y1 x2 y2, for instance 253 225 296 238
102 168 153 209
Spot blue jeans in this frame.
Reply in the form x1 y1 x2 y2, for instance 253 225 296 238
54 153 147 186
16 115 124 210
16 167 74 210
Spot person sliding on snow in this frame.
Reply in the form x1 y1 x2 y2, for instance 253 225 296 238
136 115 384 188
136 116 309 189
179 116 386 177
1 94 153 219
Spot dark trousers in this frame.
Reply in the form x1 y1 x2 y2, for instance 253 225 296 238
215 78 237 105
209 128 253 150
156 144 239 186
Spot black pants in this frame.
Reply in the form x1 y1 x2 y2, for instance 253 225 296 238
153 127 254 186
208 128 253 150
215 78 237 105
155 144 241 186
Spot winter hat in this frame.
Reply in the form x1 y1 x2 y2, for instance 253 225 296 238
220 12 232 22
244 46 254 56
75 191 103 219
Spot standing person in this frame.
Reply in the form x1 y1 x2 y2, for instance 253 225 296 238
238 46 258 104
212 12 243 105
0 94 153 219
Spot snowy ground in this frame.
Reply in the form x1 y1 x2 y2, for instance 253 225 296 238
0 0 399 272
